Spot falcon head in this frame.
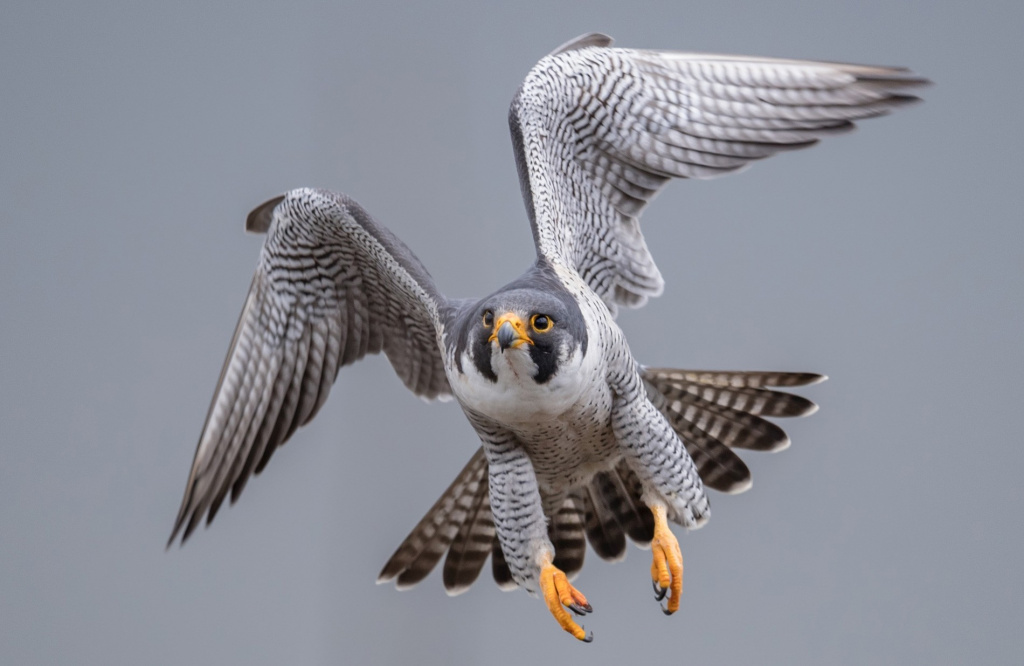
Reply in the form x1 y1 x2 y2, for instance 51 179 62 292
467 287 588 386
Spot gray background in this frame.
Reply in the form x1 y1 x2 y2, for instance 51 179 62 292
2 1 1021 664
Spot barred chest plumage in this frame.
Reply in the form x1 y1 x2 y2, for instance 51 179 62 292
449 280 626 496
454 343 621 498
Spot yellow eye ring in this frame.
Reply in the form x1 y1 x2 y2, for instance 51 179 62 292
530 314 553 333
482 310 494 328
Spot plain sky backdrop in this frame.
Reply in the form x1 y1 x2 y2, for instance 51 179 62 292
2 1 1021 664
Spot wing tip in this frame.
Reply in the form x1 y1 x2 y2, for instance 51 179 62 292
853 68 932 88
768 435 792 453
376 567 421 591
164 531 179 550
245 194 285 233
494 579 519 592
444 583 472 597
166 496 195 549
598 549 628 564
721 477 753 495
376 560 403 585
884 93 926 108
548 32 613 57
393 577 423 591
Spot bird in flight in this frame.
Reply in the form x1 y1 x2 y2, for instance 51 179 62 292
169 33 925 641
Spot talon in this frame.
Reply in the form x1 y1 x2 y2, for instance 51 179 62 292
568 602 592 616
649 504 684 615
540 559 593 641
652 579 667 602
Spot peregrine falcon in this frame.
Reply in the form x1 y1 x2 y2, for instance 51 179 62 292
169 33 925 641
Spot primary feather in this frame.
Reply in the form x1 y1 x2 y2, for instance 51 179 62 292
510 33 925 312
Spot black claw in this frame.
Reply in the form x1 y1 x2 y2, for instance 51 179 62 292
568 601 593 616
582 628 594 643
661 602 675 616
652 580 668 602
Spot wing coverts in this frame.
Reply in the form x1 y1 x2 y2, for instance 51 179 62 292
510 33 925 312
169 190 452 545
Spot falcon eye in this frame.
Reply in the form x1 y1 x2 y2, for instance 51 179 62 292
530 314 553 333
482 310 494 328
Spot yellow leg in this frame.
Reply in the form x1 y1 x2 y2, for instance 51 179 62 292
650 504 684 615
539 555 593 642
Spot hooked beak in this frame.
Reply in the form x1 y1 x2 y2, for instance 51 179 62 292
488 313 532 351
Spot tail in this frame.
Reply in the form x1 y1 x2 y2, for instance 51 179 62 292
377 454 657 594
377 369 823 592
376 448 491 591
642 368 825 494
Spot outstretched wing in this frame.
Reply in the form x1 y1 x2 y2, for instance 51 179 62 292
169 188 453 545
510 32 927 312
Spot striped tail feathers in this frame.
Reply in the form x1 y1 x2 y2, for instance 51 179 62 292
642 368 825 493
583 483 627 561
549 495 587 580
441 470 495 595
611 460 657 545
645 370 826 390
646 383 753 493
584 463 657 561
459 493 592 590
491 482 647 587
491 538 516 590
380 452 660 594
681 394 793 452
379 369 821 595
379 447 591 595
377 448 488 590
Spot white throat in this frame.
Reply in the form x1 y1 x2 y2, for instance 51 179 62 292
454 343 593 427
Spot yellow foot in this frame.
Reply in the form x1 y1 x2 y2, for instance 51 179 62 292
650 504 684 615
539 558 593 642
